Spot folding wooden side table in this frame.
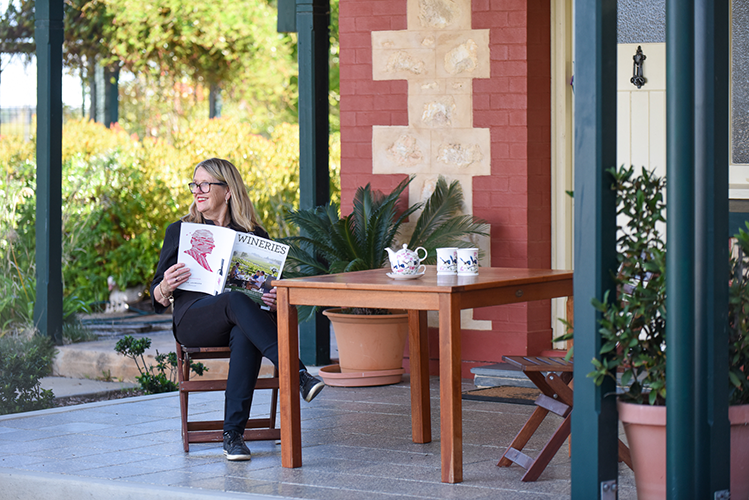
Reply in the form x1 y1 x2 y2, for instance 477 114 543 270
497 356 633 481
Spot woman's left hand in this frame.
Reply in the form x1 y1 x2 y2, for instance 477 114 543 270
262 287 277 312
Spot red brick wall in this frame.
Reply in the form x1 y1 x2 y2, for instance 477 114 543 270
339 0 553 378
339 0 408 204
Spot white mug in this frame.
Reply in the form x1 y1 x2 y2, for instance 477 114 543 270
436 247 458 275
457 248 479 275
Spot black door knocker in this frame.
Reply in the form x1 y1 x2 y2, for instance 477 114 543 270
631 45 646 89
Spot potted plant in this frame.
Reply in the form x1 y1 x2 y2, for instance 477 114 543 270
282 175 489 386
727 225 749 499
587 165 749 499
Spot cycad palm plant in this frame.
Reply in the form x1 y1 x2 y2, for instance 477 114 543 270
283 175 489 318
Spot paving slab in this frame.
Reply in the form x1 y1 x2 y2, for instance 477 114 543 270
0 377 637 500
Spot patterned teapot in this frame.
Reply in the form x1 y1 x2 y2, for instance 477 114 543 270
386 244 428 275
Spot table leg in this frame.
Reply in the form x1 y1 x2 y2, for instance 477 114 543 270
408 310 431 443
439 294 462 483
277 287 301 468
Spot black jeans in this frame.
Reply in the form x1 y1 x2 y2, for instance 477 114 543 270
175 292 305 433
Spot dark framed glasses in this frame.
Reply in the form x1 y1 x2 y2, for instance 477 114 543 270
188 181 227 193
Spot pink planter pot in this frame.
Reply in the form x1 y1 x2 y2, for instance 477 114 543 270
731 404 749 499
617 400 666 500
618 401 749 499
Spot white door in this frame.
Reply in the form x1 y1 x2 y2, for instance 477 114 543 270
617 43 667 180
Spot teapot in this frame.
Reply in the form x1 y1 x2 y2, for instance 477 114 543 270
386 244 428 275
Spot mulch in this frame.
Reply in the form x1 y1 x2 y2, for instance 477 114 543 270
54 389 147 408
462 386 540 405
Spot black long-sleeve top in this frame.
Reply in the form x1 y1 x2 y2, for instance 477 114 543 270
150 219 270 326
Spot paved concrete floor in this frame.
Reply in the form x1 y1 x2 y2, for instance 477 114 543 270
0 375 637 500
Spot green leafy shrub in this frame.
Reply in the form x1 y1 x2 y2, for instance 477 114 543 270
571 166 749 408
114 335 206 394
0 171 92 335
0 118 341 323
587 166 667 406
0 335 57 415
729 224 749 406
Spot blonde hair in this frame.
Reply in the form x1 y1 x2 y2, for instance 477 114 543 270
183 158 262 232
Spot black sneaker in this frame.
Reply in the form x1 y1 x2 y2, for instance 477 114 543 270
223 430 251 461
300 370 324 402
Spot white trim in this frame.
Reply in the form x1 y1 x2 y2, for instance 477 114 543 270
550 0 574 346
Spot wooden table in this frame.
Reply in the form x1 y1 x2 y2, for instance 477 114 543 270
275 266 573 483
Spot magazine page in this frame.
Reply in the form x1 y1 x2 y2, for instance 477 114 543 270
223 232 289 309
177 222 237 295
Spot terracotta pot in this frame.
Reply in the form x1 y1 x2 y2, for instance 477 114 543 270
617 401 749 498
617 400 666 500
318 364 405 387
322 308 409 378
731 404 749 499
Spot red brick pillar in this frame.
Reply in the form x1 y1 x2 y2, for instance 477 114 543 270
339 0 553 377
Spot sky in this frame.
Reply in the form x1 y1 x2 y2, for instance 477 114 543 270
1 53 84 108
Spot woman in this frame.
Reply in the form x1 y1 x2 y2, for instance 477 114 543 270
151 158 324 462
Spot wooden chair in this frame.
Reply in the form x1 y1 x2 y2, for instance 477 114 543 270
497 356 633 481
176 341 280 452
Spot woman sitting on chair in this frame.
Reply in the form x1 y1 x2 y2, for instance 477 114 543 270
151 158 324 462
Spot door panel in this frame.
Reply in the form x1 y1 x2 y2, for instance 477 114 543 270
617 43 667 179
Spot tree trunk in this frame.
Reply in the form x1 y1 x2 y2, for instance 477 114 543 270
80 71 86 118
209 82 222 118
88 57 97 121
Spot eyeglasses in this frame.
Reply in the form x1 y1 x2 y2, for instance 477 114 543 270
188 181 227 193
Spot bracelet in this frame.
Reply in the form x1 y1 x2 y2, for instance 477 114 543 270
159 280 174 305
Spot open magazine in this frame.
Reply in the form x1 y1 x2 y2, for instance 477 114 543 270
176 222 289 309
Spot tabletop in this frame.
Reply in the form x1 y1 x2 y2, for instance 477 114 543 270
274 266 574 483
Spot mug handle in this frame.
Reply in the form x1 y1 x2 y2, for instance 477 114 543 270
415 247 428 262
417 264 426 274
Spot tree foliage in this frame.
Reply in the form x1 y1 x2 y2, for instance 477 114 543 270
0 0 34 60
0 0 116 74
102 0 298 126
0 0 306 134
105 0 271 85
63 0 114 73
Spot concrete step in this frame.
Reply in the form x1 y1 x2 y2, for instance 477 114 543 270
55 312 273 384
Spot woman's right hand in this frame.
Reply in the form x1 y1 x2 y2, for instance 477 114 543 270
162 263 191 295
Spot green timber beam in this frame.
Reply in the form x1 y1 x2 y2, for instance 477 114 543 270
34 0 64 344
296 0 331 366
570 0 619 497
696 1 731 494
667 0 731 497
665 3 697 493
